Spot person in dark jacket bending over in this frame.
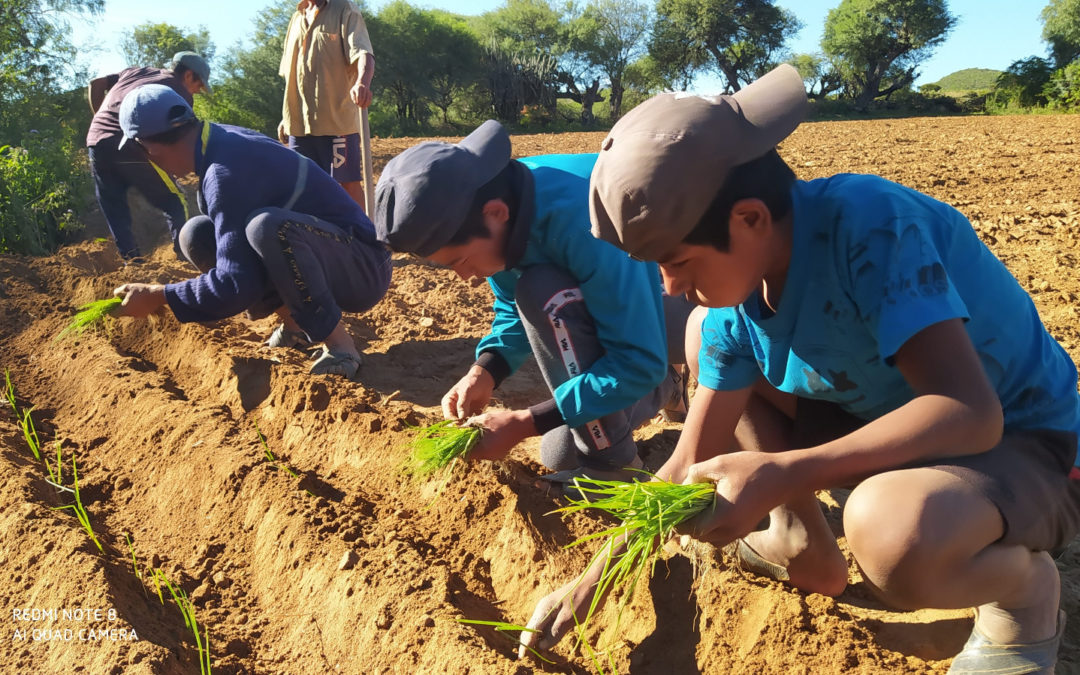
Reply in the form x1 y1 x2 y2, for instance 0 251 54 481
111 84 391 379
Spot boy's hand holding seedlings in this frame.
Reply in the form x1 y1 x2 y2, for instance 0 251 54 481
464 409 537 461
518 447 701 658
676 451 791 548
442 364 495 420
113 283 167 318
442 365 538 461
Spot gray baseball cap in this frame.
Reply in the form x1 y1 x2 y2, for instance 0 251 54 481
590 63 808 261
374 120 511 256
171 51 212 94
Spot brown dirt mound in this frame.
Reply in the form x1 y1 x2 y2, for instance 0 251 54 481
1 115 1079 674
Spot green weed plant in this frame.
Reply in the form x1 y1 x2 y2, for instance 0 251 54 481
254 420 314 497
158 569 212 674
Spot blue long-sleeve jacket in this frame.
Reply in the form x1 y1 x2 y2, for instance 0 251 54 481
477 154 669 428
164 123 384 322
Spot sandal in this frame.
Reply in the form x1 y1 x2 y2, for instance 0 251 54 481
724 537 790 582
267 324 313 350
309 350 362 379
661 364 690 423
947 609 1065 674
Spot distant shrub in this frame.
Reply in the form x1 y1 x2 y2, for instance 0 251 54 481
956 92 988 113
0 129 89 255
1047 61 1080 109
881 89 961 114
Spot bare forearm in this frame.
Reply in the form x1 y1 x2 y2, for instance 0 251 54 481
658 385 750 483
356 53 374 88
781 393 1003 496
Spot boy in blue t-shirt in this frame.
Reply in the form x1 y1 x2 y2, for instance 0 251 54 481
372 120 694 480
521 65 1080 673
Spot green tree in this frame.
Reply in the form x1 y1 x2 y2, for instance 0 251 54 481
1046 60 1080 108
472 0 565 55
193 3 292 136
822 0 955 110
786 53 842 99
426 11 484 126
0 0 102 254
120 21 215 69
650 0 802 92
993 56 1054 108
573 0 650 119
1041 0 1080 68
622 55 676 110
369 2 436 128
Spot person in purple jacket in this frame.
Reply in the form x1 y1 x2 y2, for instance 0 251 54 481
86 52 211 260
111 84 390 379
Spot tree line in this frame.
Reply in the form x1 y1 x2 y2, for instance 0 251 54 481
1 0 1078 254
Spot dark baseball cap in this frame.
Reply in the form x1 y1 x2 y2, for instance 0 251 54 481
373 120 511 256
171 51 212 93
590 64 808 261
118 84 196 149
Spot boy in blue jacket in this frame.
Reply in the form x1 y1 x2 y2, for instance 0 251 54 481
373 120 696 481
111 84 391 379
521 65 1080 673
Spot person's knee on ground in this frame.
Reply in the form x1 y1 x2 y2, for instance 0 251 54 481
177 215 216 272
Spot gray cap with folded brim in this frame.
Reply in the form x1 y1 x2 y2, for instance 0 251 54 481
590 63 809 261
171 51 212 94
373 120 511 256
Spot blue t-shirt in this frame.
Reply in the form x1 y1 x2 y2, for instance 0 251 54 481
697 174 1080 462
476 154 668 428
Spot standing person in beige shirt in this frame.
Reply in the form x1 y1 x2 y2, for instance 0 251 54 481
279 0 374 210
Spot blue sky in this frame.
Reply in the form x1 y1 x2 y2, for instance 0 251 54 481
71 0 1049 89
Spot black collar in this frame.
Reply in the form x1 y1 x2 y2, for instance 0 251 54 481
502 160 534 269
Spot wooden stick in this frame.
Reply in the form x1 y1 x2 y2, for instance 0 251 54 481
360 107 374 213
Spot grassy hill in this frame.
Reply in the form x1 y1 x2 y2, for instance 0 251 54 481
929 68 1002 92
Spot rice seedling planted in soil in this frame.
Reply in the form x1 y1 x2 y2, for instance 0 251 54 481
556 477 715 651
406 420 482 477
159 569 212 674
51 451 103 553
57 296 122 340
456 618 553 664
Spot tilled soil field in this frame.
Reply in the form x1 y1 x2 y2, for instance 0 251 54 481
1 114 1079 674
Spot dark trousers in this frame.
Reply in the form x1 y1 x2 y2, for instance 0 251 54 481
88 139 186 258
515 264 690 471
178 208 391 342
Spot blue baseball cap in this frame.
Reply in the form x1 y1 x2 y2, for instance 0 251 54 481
373 120 511 256
118 84 196 149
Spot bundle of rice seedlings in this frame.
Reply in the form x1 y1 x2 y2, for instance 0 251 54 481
57 297 122 340
556 477 715 654
405 420 482 478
